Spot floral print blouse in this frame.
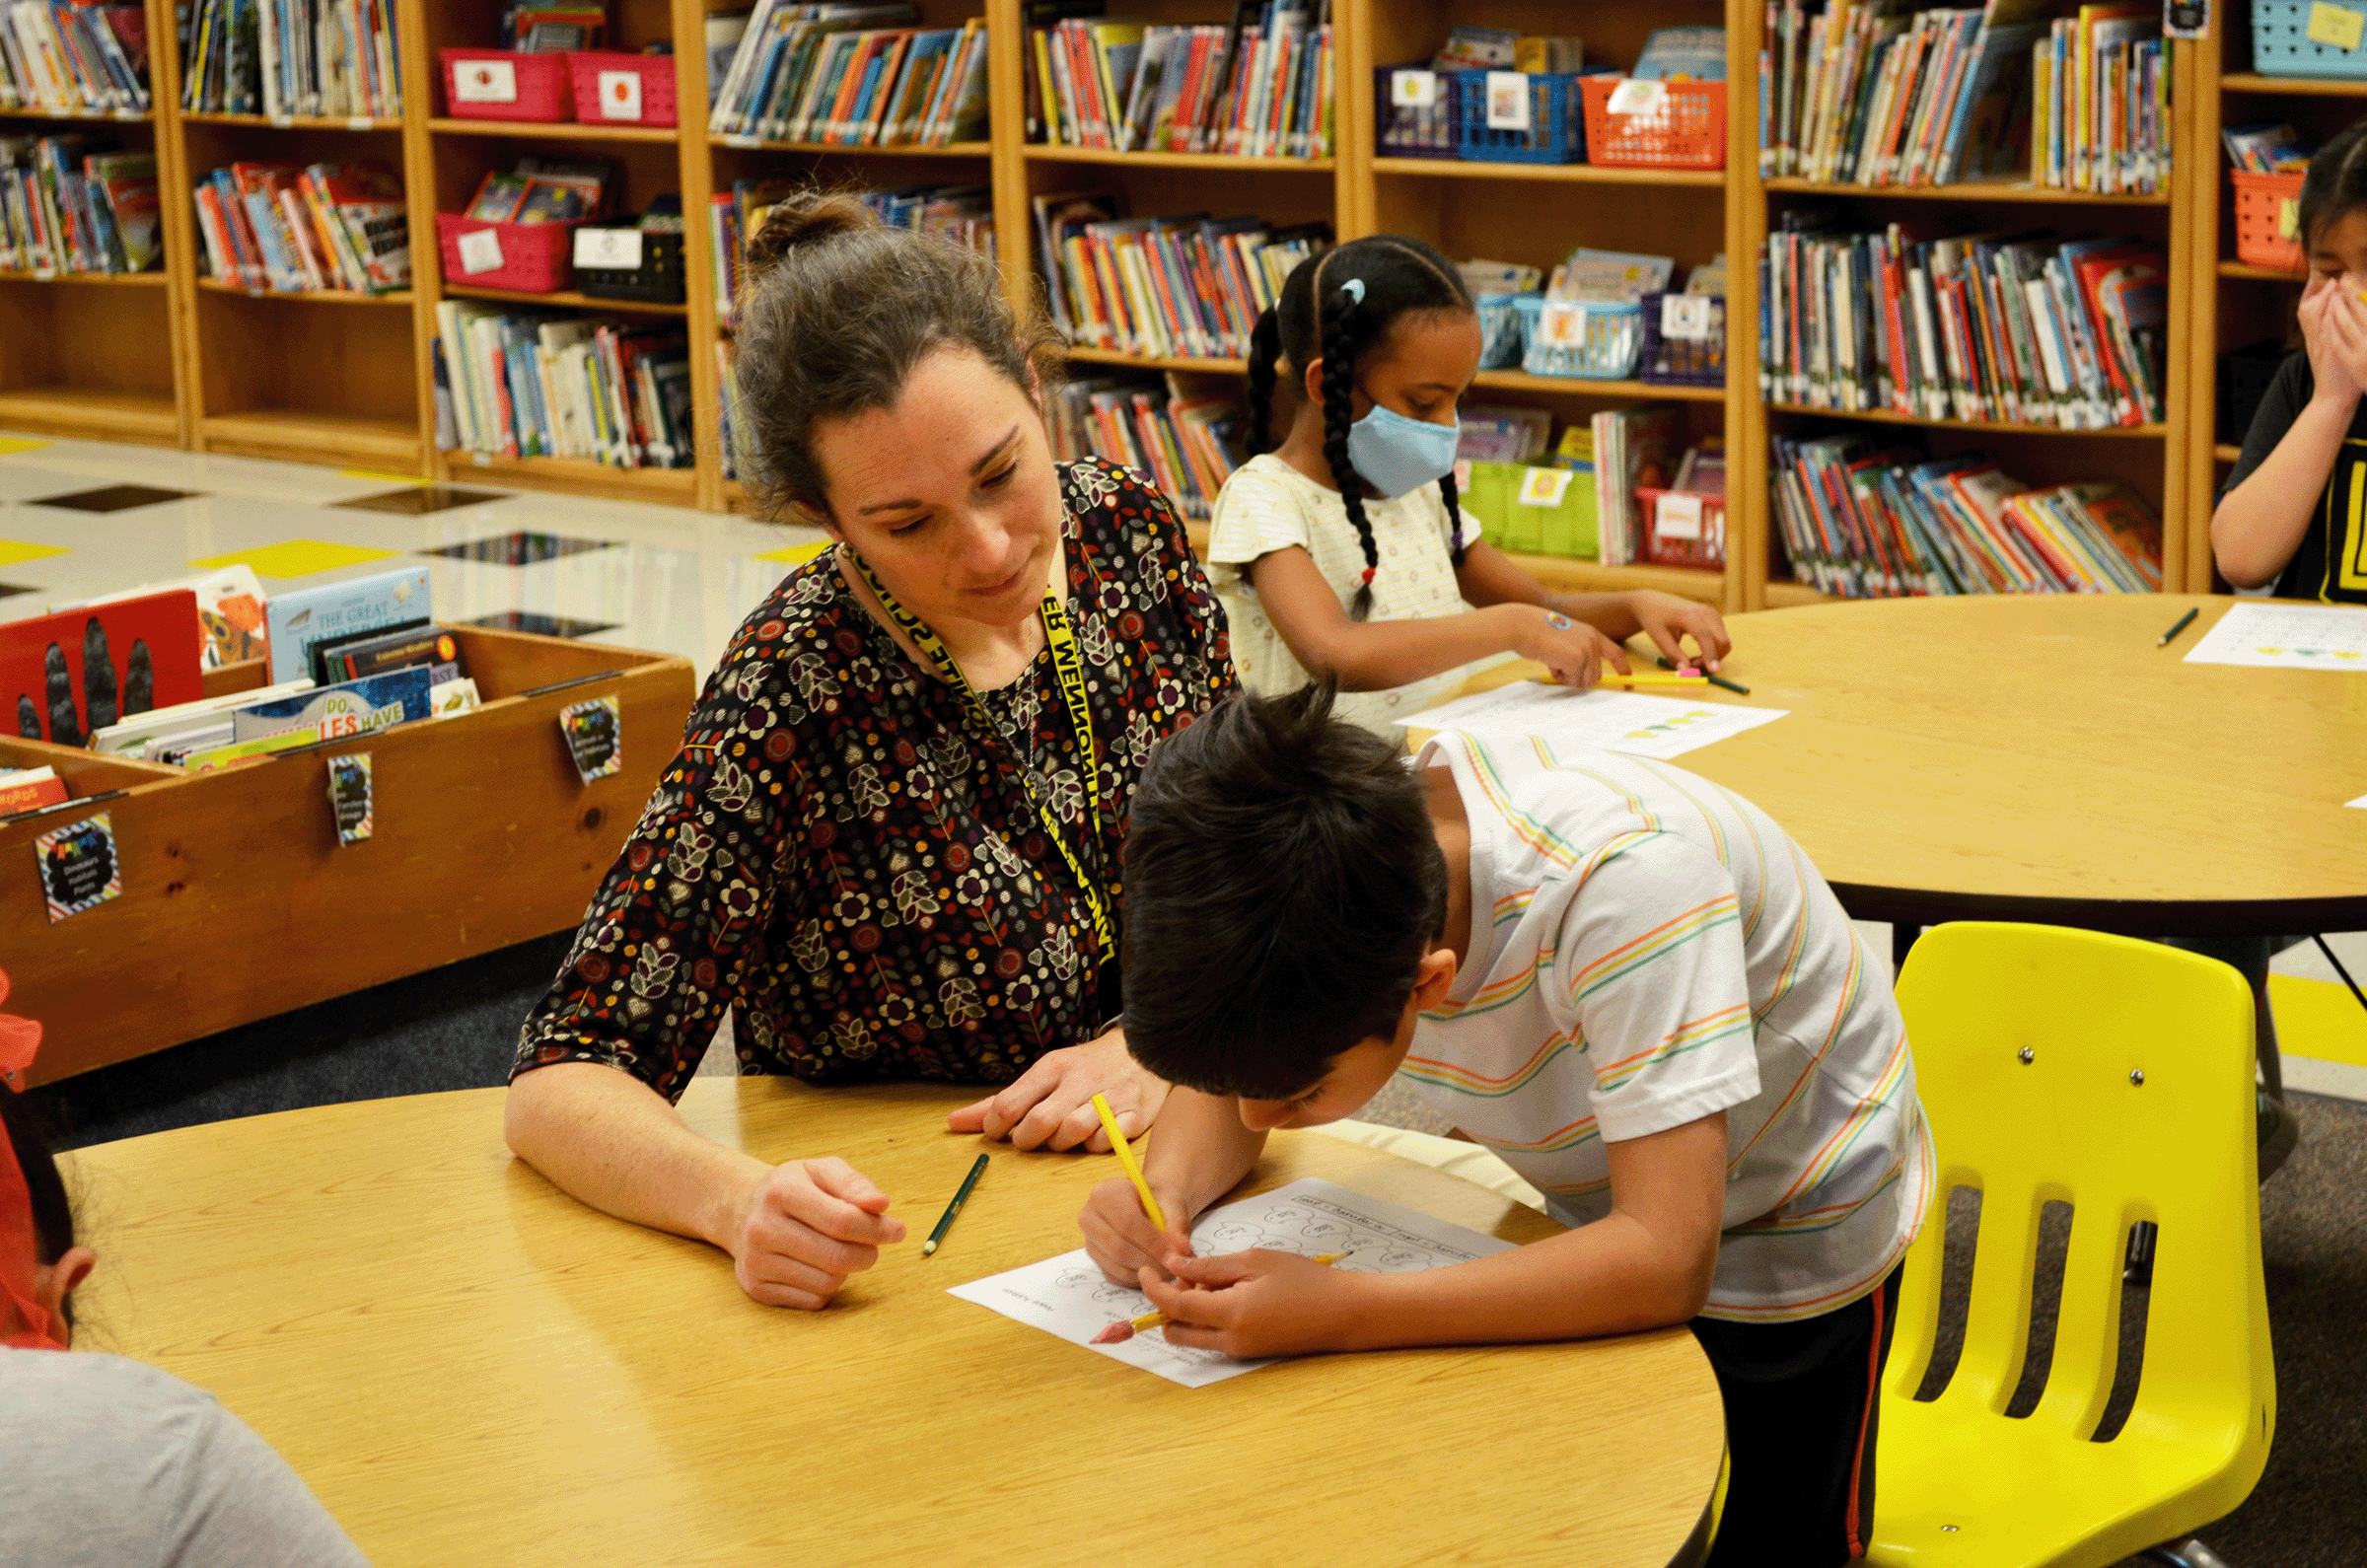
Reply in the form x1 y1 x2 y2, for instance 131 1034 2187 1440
513 460 1235 1102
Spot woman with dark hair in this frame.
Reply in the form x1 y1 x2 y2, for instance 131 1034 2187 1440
507 192 1235 1309
0 987 374 1566
2214 116 2367 601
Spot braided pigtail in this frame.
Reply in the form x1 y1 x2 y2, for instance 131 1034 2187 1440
1244 308 1283 458
1318 284 1379 620
1438 467 1469 568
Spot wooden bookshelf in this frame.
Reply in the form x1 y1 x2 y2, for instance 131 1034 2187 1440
0 1 2259 612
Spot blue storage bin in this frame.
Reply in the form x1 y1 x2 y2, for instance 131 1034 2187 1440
1457 71 1585 164
2253 0 2367 78
1475 291 1539 368
1519 298 1643 380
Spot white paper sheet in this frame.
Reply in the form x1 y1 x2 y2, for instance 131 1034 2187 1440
2184 603 2367 671
1401 680 1789 760
2348 794 2367 810
947 1177 1516 1388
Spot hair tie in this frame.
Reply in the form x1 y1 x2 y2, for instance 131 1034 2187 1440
1339 278 1365 306
1359 566 1376 586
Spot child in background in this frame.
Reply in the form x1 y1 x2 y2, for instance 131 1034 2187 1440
2214 118 2367 602
1212 234 1731 733
1081 687 1932 1566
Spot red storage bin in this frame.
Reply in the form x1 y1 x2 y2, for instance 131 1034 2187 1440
567 51 678 127
1634 486 1725 569
2231 170 2306 273
1579 76 1726 171
436 212 587 293
440 49 572 122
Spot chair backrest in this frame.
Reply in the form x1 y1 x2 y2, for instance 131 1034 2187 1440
1890 923 2274 1460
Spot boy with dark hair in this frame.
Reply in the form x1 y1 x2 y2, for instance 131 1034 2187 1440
1081 685 1933 1566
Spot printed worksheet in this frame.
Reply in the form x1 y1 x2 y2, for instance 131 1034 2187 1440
947 1177 1516 1388
1401 680 1788 760
2184 604 2367 671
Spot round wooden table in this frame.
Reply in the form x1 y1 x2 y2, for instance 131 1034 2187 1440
1470 595 2367 938
63 1079 1725 1568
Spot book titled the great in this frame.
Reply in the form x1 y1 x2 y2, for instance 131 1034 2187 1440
263 567 433 685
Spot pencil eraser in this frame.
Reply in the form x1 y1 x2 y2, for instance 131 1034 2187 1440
1677 666 1701 677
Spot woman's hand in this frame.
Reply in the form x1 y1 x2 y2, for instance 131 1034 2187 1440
1614 591 1733 673
2302 271 2367 409
1079 1176 1196 1284
1515 606 1630 690
946 1026 1172 1152
1139 1249 1371 1359
729 1157 906 1310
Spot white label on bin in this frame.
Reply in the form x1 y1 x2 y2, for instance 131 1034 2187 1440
1484 72 1532 131
454 59 519 103
457 228 505 275
270 113 293 127
346 115 373 131
2280 197 2301 240
1516 467 1574 508
575 228 644 270
1537 300 1588 348
2309 0 2367 47
1656 493 1705 540
1608 77 1669 115
598 69 643 120
1662 295 1715 341
1391 70 1437 107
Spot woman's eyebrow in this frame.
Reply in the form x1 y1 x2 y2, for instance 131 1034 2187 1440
856 427 1021 516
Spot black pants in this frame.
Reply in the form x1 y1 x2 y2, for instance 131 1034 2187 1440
1692 1265 1903 1567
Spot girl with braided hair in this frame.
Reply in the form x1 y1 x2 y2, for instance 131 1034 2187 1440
1210 234 1731 733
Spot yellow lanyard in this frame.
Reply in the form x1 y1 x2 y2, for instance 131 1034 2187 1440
845 549 1112 966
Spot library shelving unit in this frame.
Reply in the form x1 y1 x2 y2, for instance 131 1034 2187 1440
6 1 2282 610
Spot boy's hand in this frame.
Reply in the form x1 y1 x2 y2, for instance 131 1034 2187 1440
1079 1176 1194 1284
1139 1249 1368 1359
1621 591 1733 673
947 1027 1171 1152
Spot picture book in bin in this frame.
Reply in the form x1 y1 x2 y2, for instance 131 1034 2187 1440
0 590 202 748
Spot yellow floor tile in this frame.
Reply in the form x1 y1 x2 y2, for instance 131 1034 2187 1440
0 539 70 567
2272 974 2367 1069
338 469 430 486
0 437 50 457
753 542 830 566
188 539 401 578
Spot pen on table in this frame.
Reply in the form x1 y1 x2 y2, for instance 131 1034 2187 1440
1090 1092 1166 1231
2157 606 2199 648
919 1152 990 1257
1092 1253 1351 1343
1656 656 1753 695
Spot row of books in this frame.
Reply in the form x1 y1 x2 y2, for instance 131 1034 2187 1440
192 159 408 294
2222 119 2312 176
2029 12 2165 195
708 178 992 324
1033 192 1329 360
0 135 156 273
1771 432 2163 598
1028 1 1334 159
0 2 148 114
1758 224 2166 429
707 4 989 146
1047 372 1247 521
435 303 695 470
180 0 400 117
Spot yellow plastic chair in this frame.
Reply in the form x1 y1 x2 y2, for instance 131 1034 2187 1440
1872 923 2275 1568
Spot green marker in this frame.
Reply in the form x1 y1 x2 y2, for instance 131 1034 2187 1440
921 1153 990 1257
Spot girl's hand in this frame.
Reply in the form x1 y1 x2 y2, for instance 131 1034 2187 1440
1617 592 1733 673
1516 606 1629 690
1139 1249 1371 1359
2301 272 2367 409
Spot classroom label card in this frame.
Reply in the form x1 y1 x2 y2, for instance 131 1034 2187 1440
36 814 121 922
2184 603 2367 671
1402 681 1788 761
327 753 373 845
948 1178 1515 1389
457 229 505 275
560 695 621 783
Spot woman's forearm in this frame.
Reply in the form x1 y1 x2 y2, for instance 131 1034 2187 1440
2213 393 2353 588
505 1061 769 1251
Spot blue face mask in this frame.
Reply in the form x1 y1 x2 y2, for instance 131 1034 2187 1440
1346 400 1462 500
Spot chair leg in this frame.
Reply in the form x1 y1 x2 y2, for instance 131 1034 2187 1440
1893 923 1920 972
2141 1539 2231 1568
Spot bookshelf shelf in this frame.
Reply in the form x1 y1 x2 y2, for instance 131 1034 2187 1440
199 409 421 465
1505 554 1728 604
426 117 681 143
709 136 993 158
0 387 178 442
2219 72 2367 97
458 453 698 504
2214 444 2243 463
197 279 414 307
1760 176 2170 206
2218 259 2304 281
1375 158 1724 188
1763 579 1830 608
442 283 687 316
1022 146 1336 173
1766 403 2170 439
0 107 150 122
180 112 402 130
1473 371 1725 402
0 271 168 286
1065 345 1250 374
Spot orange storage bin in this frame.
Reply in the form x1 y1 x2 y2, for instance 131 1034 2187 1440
1579 76 1726 171
2231 170 2305 273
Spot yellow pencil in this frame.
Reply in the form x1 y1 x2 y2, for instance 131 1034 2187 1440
1090 1092 1165 1231
1092 1253 1349 1343
1602 672 1709 687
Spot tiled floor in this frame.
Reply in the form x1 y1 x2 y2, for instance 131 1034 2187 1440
0 432 829 680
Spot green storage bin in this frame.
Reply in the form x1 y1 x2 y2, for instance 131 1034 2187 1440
1460 458 1597 557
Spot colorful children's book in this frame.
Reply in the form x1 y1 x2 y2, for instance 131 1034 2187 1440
0 590 203 748
230 666 435 743
262 566 433 685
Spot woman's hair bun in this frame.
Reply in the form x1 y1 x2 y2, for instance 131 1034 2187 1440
744 190 880 285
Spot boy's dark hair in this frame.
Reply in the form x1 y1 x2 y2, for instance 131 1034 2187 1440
1 1083 75 1329
2301 119 2367 252
1244 235 1475 620
1121 683 1448 1100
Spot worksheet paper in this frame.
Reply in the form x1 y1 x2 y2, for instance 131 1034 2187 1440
947 1178 1515 1388
1400 680 1788 760
2184 604 2367 671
